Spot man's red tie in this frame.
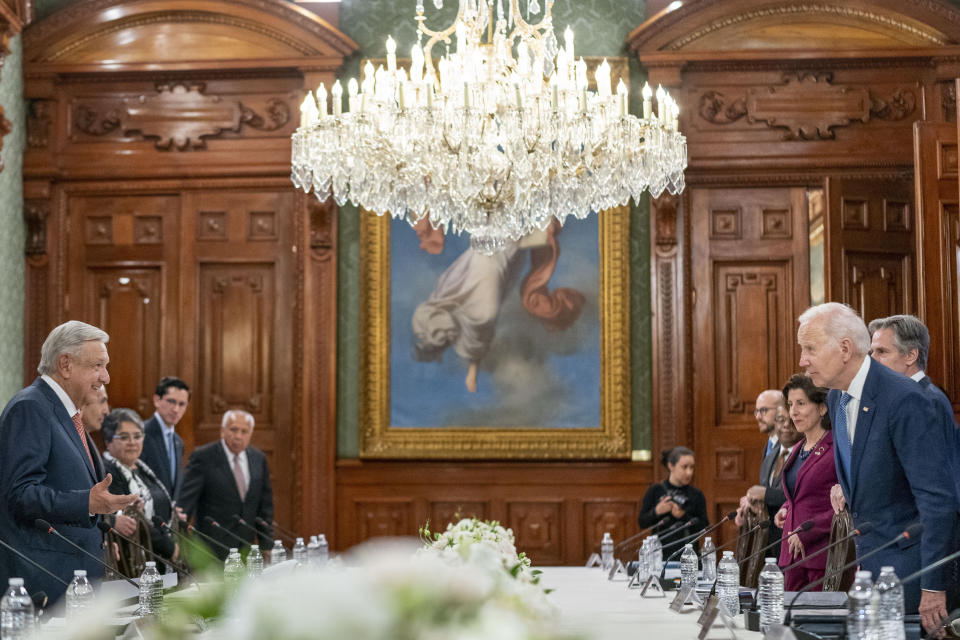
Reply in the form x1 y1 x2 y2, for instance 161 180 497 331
72 413 95 470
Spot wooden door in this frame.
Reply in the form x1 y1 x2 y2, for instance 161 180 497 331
691 186 810 544
825 177 916 320
914 117 960 420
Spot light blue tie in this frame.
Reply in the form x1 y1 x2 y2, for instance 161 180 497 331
834 392 853 487
167 431 177 485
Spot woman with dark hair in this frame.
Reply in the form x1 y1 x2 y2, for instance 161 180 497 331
101 408 178 575
638 446 709 556
774 374 836 591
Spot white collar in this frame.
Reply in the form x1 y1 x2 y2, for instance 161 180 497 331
41 374 79 417
221 439 246 462
910 370 925 383
844 356 871 401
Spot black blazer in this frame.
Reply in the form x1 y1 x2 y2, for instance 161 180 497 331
758 445 788 547
140 415 184 500
103 456 176 559
177 441 273 559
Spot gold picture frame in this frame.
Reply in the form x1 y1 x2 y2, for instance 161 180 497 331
358 206 631 459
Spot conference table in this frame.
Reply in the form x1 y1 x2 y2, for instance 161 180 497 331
540 566 765 640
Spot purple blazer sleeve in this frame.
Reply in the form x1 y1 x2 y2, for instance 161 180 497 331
778 432 838 570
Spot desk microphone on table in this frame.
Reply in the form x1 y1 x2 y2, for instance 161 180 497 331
233 515 272 543
185 523 231 555
97 521 190 575
203 516 249 548
153 517 220 563
660 512 737 581
257 518 291 544
614 517 669 553
0 536 69 588
35 519 138 589
784 521 913 626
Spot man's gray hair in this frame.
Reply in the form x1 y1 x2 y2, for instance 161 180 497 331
37 321 109 376
868 314 929 370
798 303 870 356
221 409 255 430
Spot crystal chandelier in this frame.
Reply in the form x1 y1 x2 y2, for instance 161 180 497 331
290 0 687 254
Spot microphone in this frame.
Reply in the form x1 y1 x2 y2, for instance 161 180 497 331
233 515 272 543
780 521 875 575
701 520 771 562
785 521 912 626
153 517 219 563
738 520 814 569
256 518 289 544
898 544 960 587
203 516 250 548
266 519 297 541
660 512 736 580
657 519 696 545
96 521 189 575
35 519 138 589
0 537 69 588
186 523 231 554
614 516 669 552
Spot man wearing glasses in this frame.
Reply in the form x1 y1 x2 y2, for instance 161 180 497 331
140 376 191 499
754 389 783 457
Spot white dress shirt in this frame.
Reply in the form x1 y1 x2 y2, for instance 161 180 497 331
843 356 872 444
221 440 250 489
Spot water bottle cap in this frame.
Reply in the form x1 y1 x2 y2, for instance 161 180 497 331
684 543 693 549
8 578 23 586
704 536 711 542
880 566 894 573
318 534 327 542
765 557 776 562
229 547 238 553
145 561 156 567
296 537 304 543
722 550 734 557
310 536 318 543
251 544 259 550
74 569 87 577
855 570 872 579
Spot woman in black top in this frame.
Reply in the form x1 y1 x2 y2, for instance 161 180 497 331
638 446 709 556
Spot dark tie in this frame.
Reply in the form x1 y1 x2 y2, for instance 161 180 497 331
166 431 177 485
834 392 853 486
232 454 247 501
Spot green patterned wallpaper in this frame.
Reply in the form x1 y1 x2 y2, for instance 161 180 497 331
336 0 652 456
0 35 25 406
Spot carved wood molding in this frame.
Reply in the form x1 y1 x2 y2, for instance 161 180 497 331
72 83 292 150
698 72 918 139
24 199 49 256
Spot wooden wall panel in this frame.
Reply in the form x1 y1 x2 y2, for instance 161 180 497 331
915 120 960 419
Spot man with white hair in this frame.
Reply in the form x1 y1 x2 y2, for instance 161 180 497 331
797 303 957 630
178 409 274 559
0 321 137 604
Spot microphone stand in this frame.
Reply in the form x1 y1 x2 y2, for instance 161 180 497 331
153 518 221 564
615 517 670 553
186 524 231 555
0 538 69 587
203 517 250 548
97 521 190 576
234 516 271 544
661 513 736 579
268 519 298 542
258 518 292 545
784 523 917 626
35 519 139 589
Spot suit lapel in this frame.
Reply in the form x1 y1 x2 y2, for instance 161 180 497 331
795 433 832 492
849 373 878 503
37 379 97 483
244 449 258 506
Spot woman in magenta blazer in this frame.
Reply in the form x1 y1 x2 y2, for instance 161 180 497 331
774 374 836 591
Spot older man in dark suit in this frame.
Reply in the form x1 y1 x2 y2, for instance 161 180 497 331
178 409 273 559
0 321 136 604
798 303 957 632
140 376 190 499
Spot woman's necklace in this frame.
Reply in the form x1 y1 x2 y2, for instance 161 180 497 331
798 429 827 461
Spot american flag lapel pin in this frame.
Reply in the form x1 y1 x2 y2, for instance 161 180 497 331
862 407 869 413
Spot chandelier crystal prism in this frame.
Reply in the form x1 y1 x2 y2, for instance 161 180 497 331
291 0 687 254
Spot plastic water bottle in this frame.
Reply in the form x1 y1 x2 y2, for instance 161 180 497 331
680 543 698 591
637 538 651 581
701 536 717 582
847 570 877 640
758 557 784 632
271 539 287 565
247 544 264 577
875 566 905 640
224 548 245 584
138 561 163 617
0 578 34 638
316 533 329 565
307 535 319 567
292 537 307 565
601 532 615 571
65 569 95 619
649 534 663 576
718 550 740 616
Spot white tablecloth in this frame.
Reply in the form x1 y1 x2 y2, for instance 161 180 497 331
539 567 764 640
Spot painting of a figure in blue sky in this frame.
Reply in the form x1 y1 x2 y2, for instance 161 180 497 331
389 215 601 428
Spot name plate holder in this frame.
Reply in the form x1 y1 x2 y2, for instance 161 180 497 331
669 584 703 612
607 559 628 581
697 594 719 626
639 574 666 597
585 553 601 568
697 600 739 640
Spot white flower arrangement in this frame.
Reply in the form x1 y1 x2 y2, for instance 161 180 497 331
419 518 538 585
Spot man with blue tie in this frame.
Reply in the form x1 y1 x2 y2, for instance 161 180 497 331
0 321 136 603
797 303 957 633
140 377 190 500
755 389 782 458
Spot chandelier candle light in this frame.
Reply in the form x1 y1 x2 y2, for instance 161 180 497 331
291 0 687 254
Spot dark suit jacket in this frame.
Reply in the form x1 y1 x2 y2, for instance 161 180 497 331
0 378 103 604
828 360 958 612
177 441 273 559
778 431 837 573
140 415 184 500
918 376 960 510
759 445 788 547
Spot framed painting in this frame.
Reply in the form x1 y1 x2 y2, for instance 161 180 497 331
358 204 631 459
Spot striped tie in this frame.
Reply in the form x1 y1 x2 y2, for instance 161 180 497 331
71 413 95 470
833 392 853 486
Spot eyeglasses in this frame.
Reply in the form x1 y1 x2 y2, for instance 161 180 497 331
774 416 790 425
114 433 143 442
753 407 774 417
